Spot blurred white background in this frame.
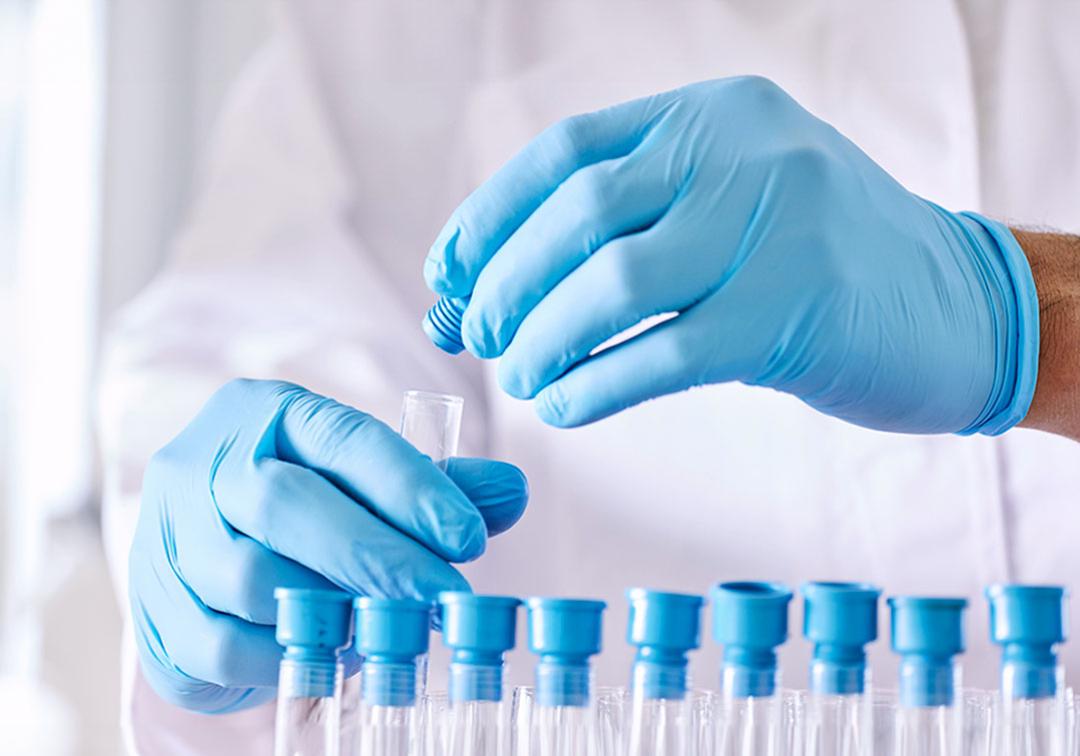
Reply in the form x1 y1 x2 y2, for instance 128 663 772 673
1 1 272 752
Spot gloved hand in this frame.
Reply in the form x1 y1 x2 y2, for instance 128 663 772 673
425 76 1039 435
130 379 528 714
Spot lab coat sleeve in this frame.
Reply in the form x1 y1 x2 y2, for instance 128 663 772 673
96 13 486 755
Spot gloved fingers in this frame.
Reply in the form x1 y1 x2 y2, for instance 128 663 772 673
425 91 675 298
180 524 338 626
461 149 678 358
443 457 529 536
215 457 474 597
269 384 487 561
135 643 276 715
532 302 744 427
497 218 717 399
130 550 282 695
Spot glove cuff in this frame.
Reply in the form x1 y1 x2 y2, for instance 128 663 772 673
955 212 1040 436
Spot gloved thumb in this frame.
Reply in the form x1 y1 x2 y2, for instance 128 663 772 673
444 458 529 537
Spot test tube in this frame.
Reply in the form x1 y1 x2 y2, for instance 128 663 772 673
712 581 794 756
801 581 881 756
625 588 705 756
438 592 522 756
524 597 607 756
986 584 1069 756
354 597 432 756
888 596 967 756
274 588 354 756
399 390 463 469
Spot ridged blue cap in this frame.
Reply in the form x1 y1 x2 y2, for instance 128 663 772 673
526 597 606 707
274 588 353 697
711 582 793 698
422 297 468 355
889 597 967 707
986 585 1068 699
802 582 881 695
626 589 704 700
355 597 432 706
438 592 522 702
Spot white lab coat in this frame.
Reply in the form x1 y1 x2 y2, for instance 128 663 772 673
97 2 1080 753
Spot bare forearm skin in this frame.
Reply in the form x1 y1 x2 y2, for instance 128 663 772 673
1014 229 1080 441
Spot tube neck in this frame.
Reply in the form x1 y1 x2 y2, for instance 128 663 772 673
448 658 505 703
898 654 956 708
721 647 778 698
362 658 418 707
810 643 868 695
1002 643 1059 699
535 656 591 708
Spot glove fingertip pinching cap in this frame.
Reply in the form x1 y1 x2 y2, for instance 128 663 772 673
422 297 468 355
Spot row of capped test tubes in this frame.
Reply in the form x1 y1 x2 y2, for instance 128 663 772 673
274 581 1072 756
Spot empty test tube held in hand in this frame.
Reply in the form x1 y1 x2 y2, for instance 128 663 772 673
399 390 463 468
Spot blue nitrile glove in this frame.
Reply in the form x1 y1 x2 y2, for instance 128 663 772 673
424 76 1039 434
129 379 528 714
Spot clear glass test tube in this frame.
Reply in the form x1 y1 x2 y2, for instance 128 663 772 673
510 686 535 756
961 688 995 756
400 390 463 469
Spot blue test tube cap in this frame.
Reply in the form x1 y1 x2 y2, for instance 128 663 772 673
711 581 793 697
986 584 1068 699
423 296 468 355
439 592 522 702
526 597 606 707
711 582 793 649
889 596 967 707
274 587 354 654
802 581 881 695
274 588 354 698
626 589 704 699
354 597 432 659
